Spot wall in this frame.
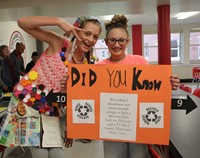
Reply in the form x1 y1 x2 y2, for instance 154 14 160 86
50 24 199 79
142 23 200 79
1 20 198 80
0 21 37 66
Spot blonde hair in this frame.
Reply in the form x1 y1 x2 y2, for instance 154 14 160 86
105 14 129 37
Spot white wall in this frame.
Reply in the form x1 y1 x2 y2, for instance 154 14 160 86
141 23 200 79
0 21 37 66
50 24 199 79
1 20 198 79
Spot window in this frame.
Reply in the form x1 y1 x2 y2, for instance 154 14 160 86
94 39 109 61
190 31 200 61
171 33 181 62
143 34 158 62
100 39 105 44
101 50 106 58
143 32 182 63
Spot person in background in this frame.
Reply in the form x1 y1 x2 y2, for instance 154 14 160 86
97 14 180 158
10 42 26 82
0 45 17 92
15 15 102 158
25 51 39 73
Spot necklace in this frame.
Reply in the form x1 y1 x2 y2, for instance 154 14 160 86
72 55 87 64
59 39 88 66
59 47 69 67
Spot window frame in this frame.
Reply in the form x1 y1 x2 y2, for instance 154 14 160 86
189 29 200 63
143 30 183 64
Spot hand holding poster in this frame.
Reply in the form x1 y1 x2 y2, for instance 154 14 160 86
67 64 172 145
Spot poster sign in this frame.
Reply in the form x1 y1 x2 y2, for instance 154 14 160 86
67 64 172 145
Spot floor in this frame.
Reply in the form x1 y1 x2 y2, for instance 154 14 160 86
0 140 104 158
64 82 200 158
0 82 199 158
64 140 104 158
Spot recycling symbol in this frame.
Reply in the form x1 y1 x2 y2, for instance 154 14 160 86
145 111 158 122
77 105 90 116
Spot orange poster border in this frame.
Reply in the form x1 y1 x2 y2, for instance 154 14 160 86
67 64 172 145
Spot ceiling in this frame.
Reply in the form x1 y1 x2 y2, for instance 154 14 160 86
0 0 200 26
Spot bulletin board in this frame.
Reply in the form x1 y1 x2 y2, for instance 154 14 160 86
67 64 172 145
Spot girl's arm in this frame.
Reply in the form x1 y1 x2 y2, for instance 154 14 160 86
17 16 85 55
17 16 68 55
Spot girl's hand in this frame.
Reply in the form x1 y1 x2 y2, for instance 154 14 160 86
59 18 86 41
60 74 69 93
64 138 73 148
170 74 180 90
63 124 73 148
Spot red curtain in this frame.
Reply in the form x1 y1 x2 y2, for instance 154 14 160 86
157 5 171 65
132 25 142 55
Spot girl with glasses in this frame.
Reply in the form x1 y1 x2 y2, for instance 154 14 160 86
97 14 180 158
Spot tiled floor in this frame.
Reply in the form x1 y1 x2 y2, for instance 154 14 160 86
64 140 104 158
0 82 199 158
65 82 200 158
0 140 104 158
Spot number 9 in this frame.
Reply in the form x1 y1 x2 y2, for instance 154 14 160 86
177 99 182 107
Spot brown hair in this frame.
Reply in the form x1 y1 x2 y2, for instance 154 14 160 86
0 45 8 57
105 14 129 37
73 16 102 32
72 16 102 64
80 19 102 33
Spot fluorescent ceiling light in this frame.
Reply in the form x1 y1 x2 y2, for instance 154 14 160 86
175 11 199 20
101 15 114 21
191 28 200 31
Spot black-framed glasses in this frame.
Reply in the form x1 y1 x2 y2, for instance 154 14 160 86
106 38 128 45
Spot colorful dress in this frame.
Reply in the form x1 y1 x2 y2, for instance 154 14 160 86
13 39 68 116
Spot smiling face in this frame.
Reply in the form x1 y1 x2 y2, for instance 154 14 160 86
1 46 9 58
105 28 130 61
17 101 27 116
76 21 101 52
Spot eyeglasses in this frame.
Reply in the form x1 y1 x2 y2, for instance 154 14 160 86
106 38 128 45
